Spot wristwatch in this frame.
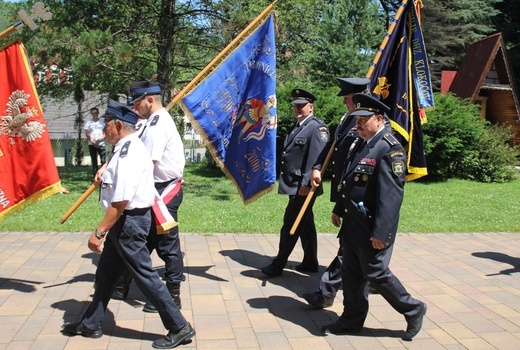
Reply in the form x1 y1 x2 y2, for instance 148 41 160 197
95 229 108 239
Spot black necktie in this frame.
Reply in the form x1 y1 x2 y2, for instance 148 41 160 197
357 140 367 155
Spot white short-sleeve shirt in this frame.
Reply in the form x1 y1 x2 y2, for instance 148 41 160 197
139 108 185 183
100 133 155 211
84 119 106 146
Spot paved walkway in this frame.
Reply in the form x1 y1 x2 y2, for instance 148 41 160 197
0 232 519 350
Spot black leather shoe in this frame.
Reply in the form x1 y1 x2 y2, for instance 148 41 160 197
295 264 319 273
260 264 283 277
112 285 129 300
303 291 334 308
166 282 182 309
152 322 196 349
403 302 427 341
61 322 102 338
143 300 159 313
369 284 379 294
321 321 362 335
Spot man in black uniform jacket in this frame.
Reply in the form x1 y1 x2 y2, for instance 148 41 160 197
321 94 427 341
261 88 329 277
303 77 370 308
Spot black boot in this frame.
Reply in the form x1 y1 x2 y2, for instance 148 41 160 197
143 282 181 313
112 269 132 300
167 282 182 309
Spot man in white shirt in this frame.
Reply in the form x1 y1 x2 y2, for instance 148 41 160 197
84 107 106 176
118 81 186 313
62 99 195 349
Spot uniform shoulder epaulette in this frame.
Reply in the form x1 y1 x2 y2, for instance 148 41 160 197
383 133 399 146
313 116 327 126
150 115 160 126
120 140 131 158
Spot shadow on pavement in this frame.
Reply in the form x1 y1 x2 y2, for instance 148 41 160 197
51 299 161 341
0 277 42 292
247 295 404 338
472 251 520 276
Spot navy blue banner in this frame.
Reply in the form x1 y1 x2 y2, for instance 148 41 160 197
368 0 431 181
181 14 277 203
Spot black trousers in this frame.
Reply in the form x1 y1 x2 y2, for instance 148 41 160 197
272 194 318 268
80 209 186 332
338 229 422 328
88 144 106 175
146 184 185 284
319 243 343 298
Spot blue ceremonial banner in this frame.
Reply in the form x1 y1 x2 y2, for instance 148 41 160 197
368 0 432 181
410 4 434 112
181 14 277 203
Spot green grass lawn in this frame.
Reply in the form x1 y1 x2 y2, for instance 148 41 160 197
1 163 519 233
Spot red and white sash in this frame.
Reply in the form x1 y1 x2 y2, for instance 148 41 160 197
152 178 182 234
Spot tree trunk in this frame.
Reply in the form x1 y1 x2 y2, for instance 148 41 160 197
157 0 177 106
73 83 85 166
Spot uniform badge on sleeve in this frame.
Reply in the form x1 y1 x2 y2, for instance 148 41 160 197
120 141 131 158
392 160 404 177
318 126 329 142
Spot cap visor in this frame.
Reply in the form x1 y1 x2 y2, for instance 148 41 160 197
337 89 350 96
292 98 310 104
350 110 375 116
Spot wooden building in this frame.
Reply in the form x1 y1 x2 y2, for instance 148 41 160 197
441 32 520 144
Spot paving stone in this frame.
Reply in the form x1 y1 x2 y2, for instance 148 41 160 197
0 232 519 349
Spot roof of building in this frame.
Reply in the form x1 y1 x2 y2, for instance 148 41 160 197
448 32 520 144
449 33 519 111
42 91 109 139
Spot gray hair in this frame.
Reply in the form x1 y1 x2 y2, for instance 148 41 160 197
121 120 136 131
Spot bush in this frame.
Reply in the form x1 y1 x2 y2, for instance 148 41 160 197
456 124 520 182
422 92 485 179
422 92 519 182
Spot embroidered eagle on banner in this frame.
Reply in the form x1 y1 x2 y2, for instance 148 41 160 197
0 90 45 145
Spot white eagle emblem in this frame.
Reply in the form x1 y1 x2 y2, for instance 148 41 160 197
0 90 45 145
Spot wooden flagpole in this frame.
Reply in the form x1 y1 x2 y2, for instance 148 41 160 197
165 0 280 112
289 0 410 235
59 183 99 224
289 140 336 234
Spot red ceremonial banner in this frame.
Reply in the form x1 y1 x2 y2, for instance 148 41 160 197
0 40 61 220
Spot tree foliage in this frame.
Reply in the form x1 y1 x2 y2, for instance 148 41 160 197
308 0 384 85
2 0 518 179
492 0 520 91
421 0 501 90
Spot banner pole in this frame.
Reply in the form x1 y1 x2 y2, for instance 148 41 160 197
165 0 280 112
289 139 336 235
0 21 23 41
59 182 99 224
